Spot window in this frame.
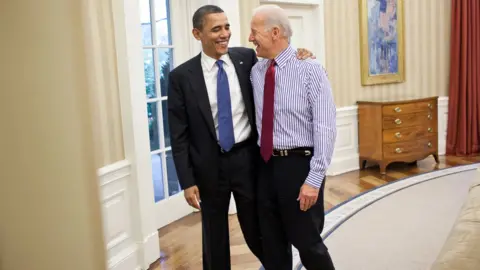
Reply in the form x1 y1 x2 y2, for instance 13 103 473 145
140 0 180 202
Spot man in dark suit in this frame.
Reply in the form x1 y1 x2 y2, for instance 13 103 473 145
167 5 312 269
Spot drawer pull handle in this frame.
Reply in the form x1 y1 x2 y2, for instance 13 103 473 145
427 142 432 148
395 148 402 153
394 107 402 112
395 119 402 125
428 127 433 132
395 132 402 138
428 103 433 109
428 114 432 120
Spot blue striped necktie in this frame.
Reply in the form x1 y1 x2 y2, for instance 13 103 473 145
216 60 235 151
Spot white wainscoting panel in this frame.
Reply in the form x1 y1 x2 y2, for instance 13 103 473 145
438 96 449 155
327 96 449 176
327 106 359 176
98 160 157 270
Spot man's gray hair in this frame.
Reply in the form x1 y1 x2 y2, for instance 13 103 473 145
253 4 292 38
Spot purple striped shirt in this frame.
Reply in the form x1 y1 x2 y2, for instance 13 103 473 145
251 45 337 188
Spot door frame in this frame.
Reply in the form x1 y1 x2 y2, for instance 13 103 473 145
260 0 326 67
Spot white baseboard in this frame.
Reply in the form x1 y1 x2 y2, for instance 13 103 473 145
98 160 159 270
108 245 139 270
327 96 450 176
142 231 160 268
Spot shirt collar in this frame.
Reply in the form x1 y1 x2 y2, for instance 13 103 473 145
271 45 295 69
201 51 231 72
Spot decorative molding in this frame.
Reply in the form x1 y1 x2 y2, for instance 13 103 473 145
327 96 450 176
108 245 139 270
98 160 160 270
295 163 480 270
437 96 449 155
142 231 160 268
326 106 359 176
98 161 138 270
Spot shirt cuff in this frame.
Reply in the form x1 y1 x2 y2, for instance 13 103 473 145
305 171 325 189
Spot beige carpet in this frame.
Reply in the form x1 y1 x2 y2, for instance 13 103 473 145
321 169 477 270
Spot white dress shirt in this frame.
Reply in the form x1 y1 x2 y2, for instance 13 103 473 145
201 51 251 143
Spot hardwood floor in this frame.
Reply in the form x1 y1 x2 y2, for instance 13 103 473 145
151 155 480 270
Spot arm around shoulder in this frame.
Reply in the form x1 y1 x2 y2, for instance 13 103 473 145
168 70 196 190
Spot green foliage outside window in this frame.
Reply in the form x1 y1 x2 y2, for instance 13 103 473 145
145 51 171 150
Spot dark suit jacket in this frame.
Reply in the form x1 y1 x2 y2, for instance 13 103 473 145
168 47 258 196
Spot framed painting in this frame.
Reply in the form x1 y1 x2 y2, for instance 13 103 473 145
359 0 405 85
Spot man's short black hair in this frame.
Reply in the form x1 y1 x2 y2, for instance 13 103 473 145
192 5 224 30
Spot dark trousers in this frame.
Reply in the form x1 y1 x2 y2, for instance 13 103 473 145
257 154 335 270
200 142 264 270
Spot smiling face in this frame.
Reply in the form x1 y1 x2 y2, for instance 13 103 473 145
248 14 279 59
192 12 231 59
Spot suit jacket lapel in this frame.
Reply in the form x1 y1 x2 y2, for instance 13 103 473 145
188 54 216 140
229 50 255 128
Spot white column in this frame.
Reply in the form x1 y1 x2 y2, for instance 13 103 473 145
0 0 107 269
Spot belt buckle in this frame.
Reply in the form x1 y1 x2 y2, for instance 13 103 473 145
305 150 312 156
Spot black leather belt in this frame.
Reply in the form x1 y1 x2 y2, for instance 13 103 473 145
219 138 254 153
272 147 313 157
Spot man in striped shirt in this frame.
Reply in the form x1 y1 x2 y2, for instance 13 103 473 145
249 5 337 270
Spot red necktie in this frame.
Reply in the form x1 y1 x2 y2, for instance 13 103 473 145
260 60 276 162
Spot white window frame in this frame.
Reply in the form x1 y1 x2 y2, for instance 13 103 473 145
142 0 178 203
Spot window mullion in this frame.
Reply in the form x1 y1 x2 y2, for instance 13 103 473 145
149 0 157 45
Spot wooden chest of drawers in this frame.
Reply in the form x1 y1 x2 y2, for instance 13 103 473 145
357 97 439 174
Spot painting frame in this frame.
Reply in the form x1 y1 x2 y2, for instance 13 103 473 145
358 0 405 86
